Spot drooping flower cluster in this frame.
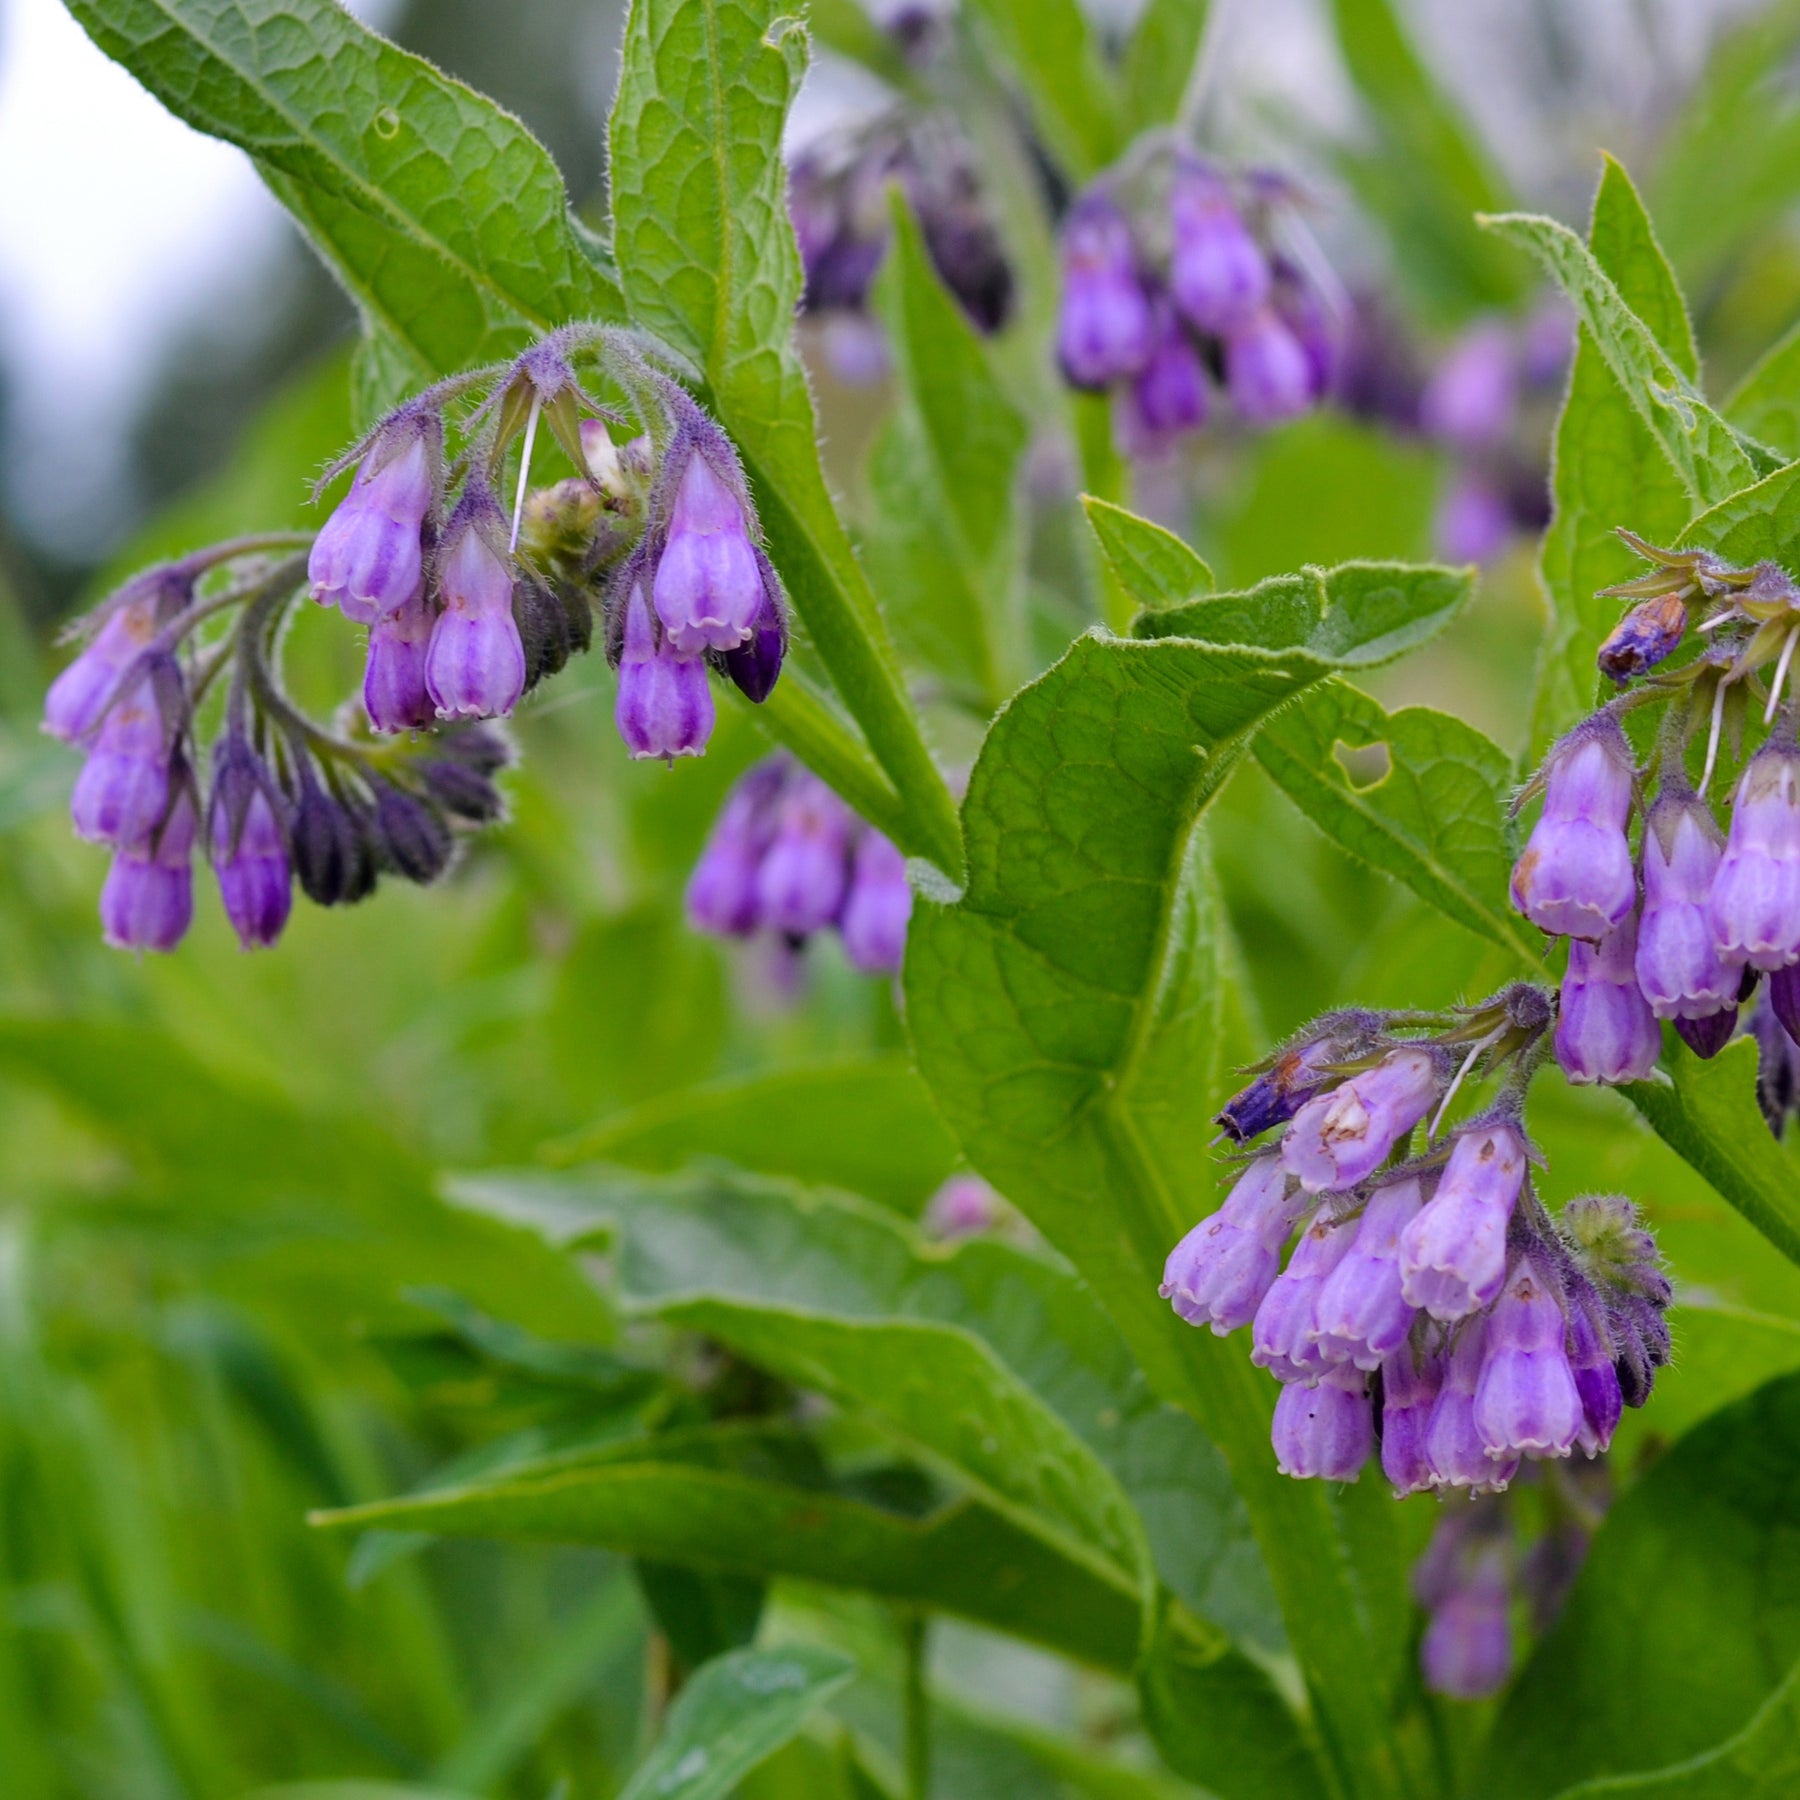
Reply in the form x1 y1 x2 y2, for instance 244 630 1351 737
1054 150 1340 456
45 328 789 953
685 756 912 976
1518 532 1800 1098
1162 989 1672 1493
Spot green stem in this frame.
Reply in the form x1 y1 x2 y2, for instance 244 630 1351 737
900 1610 930 1800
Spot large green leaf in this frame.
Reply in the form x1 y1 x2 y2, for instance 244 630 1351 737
608 0 958 871
960 0 1122 184
1533 158 1706 744
1252 680 1536 963
1624 1040 1800 1270
63 0 622 393
617 1645 853 1800
1484 1372 1800 1797
1676 456 1800 569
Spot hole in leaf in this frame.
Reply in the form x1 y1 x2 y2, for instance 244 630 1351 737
1332 739 1392 791
374 107 401 140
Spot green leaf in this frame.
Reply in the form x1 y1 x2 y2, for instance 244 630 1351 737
545 1056 960 1214
960 0 1122 184
64 0 623 392
1725 322 1800 462
1081 499 1215 610
1480 205 1759 510
1484 1372 1800 1797
1548 1661 1800 1798
1119 0 1210 131
617 1645 854 1800
1677 457 1800 568
1532 157 1708 744
1624 1039 1800 1270
1252 681 1537 963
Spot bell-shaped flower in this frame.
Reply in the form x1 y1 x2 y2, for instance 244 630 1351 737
1510 715 1636 940
426 488 526 721
1163 1157 1307 1336
1309 1176 1425 1369
1399 1121 1526 1321
1710 739 1800 971
309 411 438 622
1473 1253 1583 1461
652 442 764 654
1271 1361 1372 1481
613 575 714 761
1168 160 1269 336
1555 910 1662 1084
839 829 912 975
1280 1045 1439 1193
1055 193 1154 389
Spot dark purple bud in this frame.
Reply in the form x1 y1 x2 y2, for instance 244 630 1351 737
422 758 505 824
717 551 787 704
371 781 453 885
1598 593 1688 684
924 1173 999 1239
1710 740 1800 972
1564 1275 1622 1456
652 439 764 655
614 576 714 761
511 573 574 694
1399 1121 1526 1321
1380 1338 1442 1497
1420 1550 1513 1700
1309 1176 1425 1369
1224 308 1314 424
208 740 290 951
1771 964 1800 1046
363 584 436 733
1055 193 1154 390
1474 1253 1582 1460
1510 715 1636 941
1752 983 1800 1135
309 411 437 622
1162 1156 1307 1335
1433 472 1513 565
1280 1046 1440 1193
1425 1314 1518 1492
69 665 179 850
686 759 787 938
1637 790 1735 1019
1555 910 1662 1084
290 770 376 907
1271 1361 1372 1482
1673 1006 1737 1058
754 771 852 935
1251 1202 1356 1382
1168 160 1270 337
426 487 526 722
101 784 196 954
1420 321 1518 453
839 829 912 975
1216 1016 1376 1142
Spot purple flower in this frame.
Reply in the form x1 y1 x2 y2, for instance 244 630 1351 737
1710 739 1800 971
755 771 851 935
1510 716 1636 941
1424 1315 1518 1492
1280 1046 1439 1193
1637 791 1735 1019
1380 1339 1442 1496
1399 1121 1526 1321
309 412 437 623
1673 1005 1738 1058
100 784 195 953
364 585 436 732
1224 307 1315 424
1163 1156 1307 1335
1420 1550 1513 1700
652 444 764 655
686 760 785 937
1116 300 1208 457
1474 1254 1582 1461
924 1174 998 1239
1771 964 1800 1047
1433 472 1513 565
1420 321 1518 453
1753 979 1800 1135
1251 1203 1356 1381
614 576 714 761
426 489 527 721
1055 193 1153 390
1309 1176 1425 1369
1272 260 1340 400
839 829 912 974
1555 910 1662 1085
69 668 175 849
1168 160 1269 336
1216 1017 1373 1142
718 552 787 704
1271 1362 1372 1481
43 583 172 744
208 741 290 952
1565 1276 1622 1456
1598 594 1688 684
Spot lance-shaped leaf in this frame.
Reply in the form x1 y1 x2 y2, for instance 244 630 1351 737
1120 0 1211 132
1082 499 1215 611
1253 681 1537 963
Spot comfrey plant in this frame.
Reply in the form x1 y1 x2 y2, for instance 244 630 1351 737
46 330 788 952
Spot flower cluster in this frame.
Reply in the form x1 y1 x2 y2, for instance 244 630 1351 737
1054 150 1339 457
1162 989 1671 1493
685 756 912 976
45 328 789 953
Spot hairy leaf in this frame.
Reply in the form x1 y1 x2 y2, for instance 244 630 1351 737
1725 322 1800 462
1082 499 1215 610
1677 458 1800 568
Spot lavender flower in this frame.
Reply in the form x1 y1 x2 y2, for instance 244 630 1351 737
685 760 785 937
1309 1176 1425 1369
1710 739 1800 971
1163 1156 1306 1335
100 784 196 953
652 440 764 654
1271 1361 1372 1481
1565 1276 1622 1457
309 411 437 622
1280 1046 1439 1193
1510 717 1637 941
364 585 436 733
1420 1547 1513 1700
1474 1254 1583 1460
1420 321 1517 453
425 488 527 722
1380 1338 1442 1496
1752 984 1800 1135
1168 160 1269 336
1055 193 1154 389
208 741 291 952
1772 964 1800 1047
1555 911 1662 1085
924 1174 998 1239
43 582 172 744
1637 790 1735 1019
755 771 852 936
1434 473 1513 566
1425 1315 1519 1492
839 829 912 974
1224 307 1314 424
69 667 176 849
1251 1203 1356 1382
1117 300 1208 455
614 576 714 761
1399 1122 1527 1322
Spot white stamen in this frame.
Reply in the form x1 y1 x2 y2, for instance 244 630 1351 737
1700 676 1730 797
1698 609 1743 633
1429 1033 1493 1142
1766 627 1800 725
509 391 543 554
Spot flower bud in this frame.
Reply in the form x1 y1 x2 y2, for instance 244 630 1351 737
1271 1361 1372 1481
511 572 575 694
1272 260 1340 400
69 665 179 849
101 784 195 954
1251 1203 1356 1381
1510 717 1636 941
755 771 852 936
363 584 436 733
1473 1253 1582 1461
1564 1274 1622 1456
652 442 764 654
208 742 290 951
1753 983 1800 1135
1673 1005 1738 1058
1709 739 1800 971
1771 964 1800 1046
1309 1176 1425 1369
1636 791 1735 1019
1433 472 1513 565
686 759 786 938
1598 593 1687 684
1424 1315 1518 1492
1399 1121 1526 1321
1216 1017 1374 1142
1420 321 1517 453
43 579 175 744
1168 161 1269 337
426 489 527 722
839 830 912 974
309 412 437 621
1162 1156 1307 1335
1380 1338 1442 1497
717 551 787 704
1055 193 1154 389
614 576 714 761
1224 308 1314 424
1280 1046 1439 1193
1420 1549 1513 1700
290 771 376 907
371 781 453 884
1555 911 1662 1084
